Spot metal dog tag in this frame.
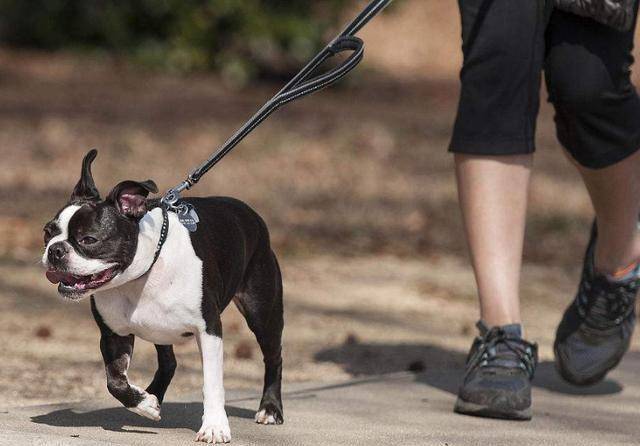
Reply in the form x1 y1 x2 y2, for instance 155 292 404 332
177 203 199 232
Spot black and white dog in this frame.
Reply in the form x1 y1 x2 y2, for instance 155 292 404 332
42 150 284 443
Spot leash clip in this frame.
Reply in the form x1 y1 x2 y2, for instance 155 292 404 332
160 181 199 232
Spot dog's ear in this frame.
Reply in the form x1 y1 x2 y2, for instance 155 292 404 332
70 149 100 203
106 179 158 219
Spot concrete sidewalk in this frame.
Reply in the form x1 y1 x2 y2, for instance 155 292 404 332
2 353 639 446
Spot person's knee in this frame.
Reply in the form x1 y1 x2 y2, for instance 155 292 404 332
546 59 613 113
544 43 640 169
545 38 634 113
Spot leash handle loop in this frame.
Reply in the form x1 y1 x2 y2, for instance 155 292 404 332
279 36 364 107
186 35 363 186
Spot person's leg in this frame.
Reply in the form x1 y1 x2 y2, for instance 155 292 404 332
449 0 548 420
451 0 548 326
455 153 532 327
577 154 640 275
559 149 640 274
545 6 640 385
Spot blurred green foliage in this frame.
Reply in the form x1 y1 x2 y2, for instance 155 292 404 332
0 0 355 80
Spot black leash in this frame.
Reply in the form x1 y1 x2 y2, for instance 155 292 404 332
161 0 392 231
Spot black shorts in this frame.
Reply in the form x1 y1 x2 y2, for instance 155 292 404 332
450 0 640 169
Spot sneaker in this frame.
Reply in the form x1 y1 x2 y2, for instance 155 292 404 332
454 321 538 420
554 223 638 386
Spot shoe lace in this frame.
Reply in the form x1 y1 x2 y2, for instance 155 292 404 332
467 328 538 379
576 276 637 330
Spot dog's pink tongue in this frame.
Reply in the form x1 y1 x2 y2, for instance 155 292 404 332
46 270 64 284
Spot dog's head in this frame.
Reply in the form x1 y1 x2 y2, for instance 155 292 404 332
42 149 158 300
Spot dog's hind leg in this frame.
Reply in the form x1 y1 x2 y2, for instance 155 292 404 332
91 298 161 421
234 249 284 425
145 344 177 404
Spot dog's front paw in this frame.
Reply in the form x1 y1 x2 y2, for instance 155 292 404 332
128 391 161 421
196 414 231 444
255 403 283 425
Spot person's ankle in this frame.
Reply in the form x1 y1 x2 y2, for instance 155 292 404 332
593 246 640 280
597 259 640 283
477 319 523 338
594 234 640 277
594 255 639 275
480 314 522 329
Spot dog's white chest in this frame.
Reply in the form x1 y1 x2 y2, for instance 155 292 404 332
93 213 206 345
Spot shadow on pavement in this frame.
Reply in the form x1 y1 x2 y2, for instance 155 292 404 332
315 342 623 396
30 403 254 434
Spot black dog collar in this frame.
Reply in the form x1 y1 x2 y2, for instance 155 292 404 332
147 206 169 272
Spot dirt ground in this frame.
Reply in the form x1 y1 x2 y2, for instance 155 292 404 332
2 0 639 408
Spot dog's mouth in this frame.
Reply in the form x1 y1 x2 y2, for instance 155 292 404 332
46 266 119 297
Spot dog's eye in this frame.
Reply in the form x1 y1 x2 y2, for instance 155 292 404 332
43 229 52 245
79 236 99 245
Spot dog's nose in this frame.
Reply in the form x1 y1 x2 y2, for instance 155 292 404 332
48 242 68 264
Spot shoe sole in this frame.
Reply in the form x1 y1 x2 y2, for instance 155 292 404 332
454 397 531 421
